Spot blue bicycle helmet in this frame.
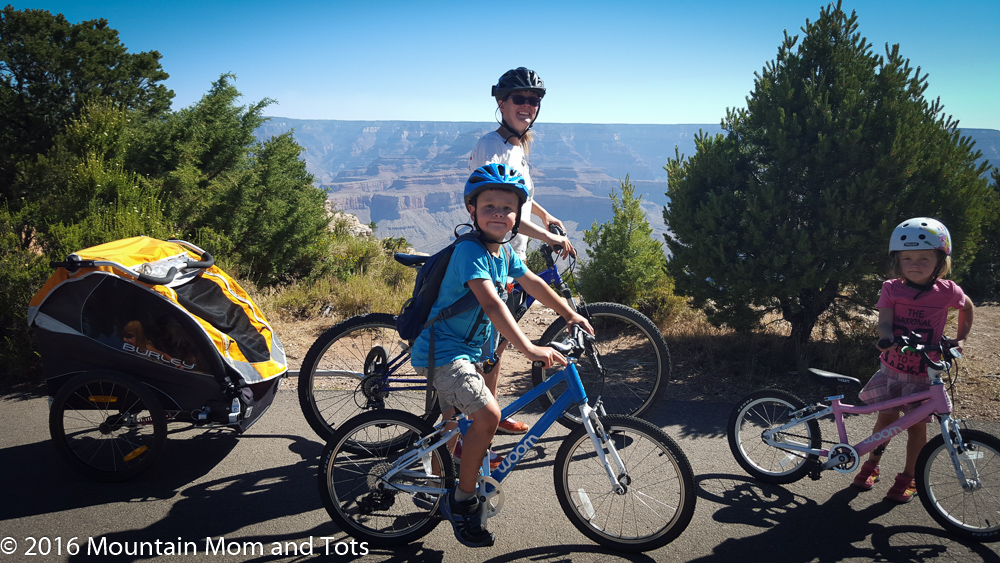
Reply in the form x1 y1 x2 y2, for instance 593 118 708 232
464 164 529 243
464 163 529 207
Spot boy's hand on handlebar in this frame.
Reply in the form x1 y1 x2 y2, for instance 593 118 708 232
525 344 567 369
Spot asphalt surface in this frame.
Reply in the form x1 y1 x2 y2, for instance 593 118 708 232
1 382 999 562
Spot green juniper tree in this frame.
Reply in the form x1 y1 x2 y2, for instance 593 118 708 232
0 6 172 205
962 166 1000 298
663 1 991 348
579 176 681 321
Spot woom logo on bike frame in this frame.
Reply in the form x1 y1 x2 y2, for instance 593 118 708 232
862 426 903 445
496 434 540 474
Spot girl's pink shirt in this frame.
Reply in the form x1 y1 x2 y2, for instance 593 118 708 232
877 278 966 376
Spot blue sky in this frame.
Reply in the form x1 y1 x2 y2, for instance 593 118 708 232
11 1 1000 129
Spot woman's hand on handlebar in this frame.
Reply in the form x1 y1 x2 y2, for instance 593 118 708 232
545 220 576 259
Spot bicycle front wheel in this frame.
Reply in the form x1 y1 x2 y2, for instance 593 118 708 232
554 414 695 551
298 313 435 443
916 429 1000 542
532 303 670 427
728 389 820 484
318 409 456 546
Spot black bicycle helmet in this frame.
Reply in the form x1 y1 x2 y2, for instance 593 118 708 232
491 67 546 99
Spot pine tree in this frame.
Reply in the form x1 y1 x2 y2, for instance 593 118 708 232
663 1 992 346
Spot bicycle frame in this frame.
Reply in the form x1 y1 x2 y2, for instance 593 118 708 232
764 369 979 485
380 359 625 497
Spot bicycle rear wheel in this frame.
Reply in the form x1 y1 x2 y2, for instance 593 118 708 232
318 410 456 546
532 303 670 428
298 313 437 443
553 414 695 551
728 389 820 484
916 429 1000 542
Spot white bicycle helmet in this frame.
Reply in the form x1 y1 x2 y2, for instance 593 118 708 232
888 217 951 256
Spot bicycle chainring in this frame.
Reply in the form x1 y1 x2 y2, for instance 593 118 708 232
477 475 504 518
829 443 859 473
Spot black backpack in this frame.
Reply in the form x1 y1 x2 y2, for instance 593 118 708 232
395 233 489 342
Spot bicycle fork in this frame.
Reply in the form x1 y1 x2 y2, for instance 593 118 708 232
581 403 628 495
938 416 984 491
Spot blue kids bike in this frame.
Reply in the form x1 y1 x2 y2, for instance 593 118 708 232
317 327 695 551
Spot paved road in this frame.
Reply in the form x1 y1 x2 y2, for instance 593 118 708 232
1 384 998 562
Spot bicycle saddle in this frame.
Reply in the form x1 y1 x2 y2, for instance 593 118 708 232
806 368 862 390
394 253 429 268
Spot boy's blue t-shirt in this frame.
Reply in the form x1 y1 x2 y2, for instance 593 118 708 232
410 239 527 368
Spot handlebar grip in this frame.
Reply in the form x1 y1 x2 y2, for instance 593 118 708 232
548 223 566 254
136 267 177 286
184 251 215 270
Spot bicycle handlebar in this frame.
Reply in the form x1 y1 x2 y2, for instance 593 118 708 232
549 324 592 359
894 333 962 372
549 223 567 254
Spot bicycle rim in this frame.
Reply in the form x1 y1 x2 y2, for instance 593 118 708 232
299 313 431 443
916 429 1000 541
318 410 455 545
728 390 819 484
554 415 695 551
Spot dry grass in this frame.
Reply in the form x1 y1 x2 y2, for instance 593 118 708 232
258 275 1000 422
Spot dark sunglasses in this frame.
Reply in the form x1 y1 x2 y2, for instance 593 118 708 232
507 94 541 107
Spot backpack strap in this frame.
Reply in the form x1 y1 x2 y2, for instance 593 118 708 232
425 235 496 383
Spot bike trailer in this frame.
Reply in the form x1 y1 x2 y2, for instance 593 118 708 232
28 236 287 433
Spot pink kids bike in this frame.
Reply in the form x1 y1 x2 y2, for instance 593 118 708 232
728 334 1000 542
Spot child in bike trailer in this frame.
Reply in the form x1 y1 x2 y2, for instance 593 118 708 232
410 164 593 548
469 66 576 438
851 217 974 503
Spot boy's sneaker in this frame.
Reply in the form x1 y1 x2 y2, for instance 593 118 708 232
454 439 503 470
884 472 917 503
497 418 529 434
438 490 495 548
851 461 880 490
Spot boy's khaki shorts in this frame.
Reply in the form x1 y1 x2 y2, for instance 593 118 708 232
417 358 494 415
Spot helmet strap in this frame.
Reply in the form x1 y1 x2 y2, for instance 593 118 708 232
495 101 540 143
470 206 522 245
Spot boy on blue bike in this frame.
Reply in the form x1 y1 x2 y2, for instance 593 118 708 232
410 163 592 547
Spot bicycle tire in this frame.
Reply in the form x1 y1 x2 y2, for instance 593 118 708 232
531 302 670 428
728 389 820 484
298 313 438 444
317 409 456 546
49 371 167 482
915 428 1000 542
553 414 696 551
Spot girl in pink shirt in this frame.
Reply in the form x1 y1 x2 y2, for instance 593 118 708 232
851 218 974 503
